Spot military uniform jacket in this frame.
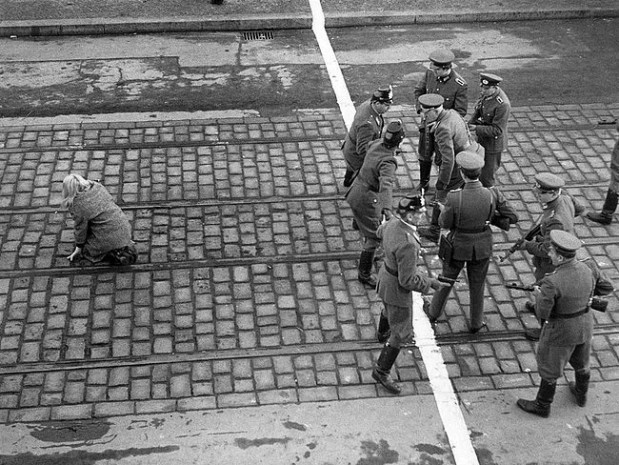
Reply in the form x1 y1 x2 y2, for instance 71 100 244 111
414 69 468 116
469 88 511 152
524 194 583 276
376 217 433 307
431 109 474 191
342 99 384 171
439 181 497 261
609 139 619 191
346 140 398 239
536 259 599 347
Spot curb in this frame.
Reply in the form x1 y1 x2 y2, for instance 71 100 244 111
1 8 618 37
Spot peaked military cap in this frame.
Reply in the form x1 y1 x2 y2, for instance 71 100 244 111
429 49 455 66
456 150 485 170
534 173 565 191
398 195 425 212
372 85 393 103
418 93 444 108
549 229 582 257
480 72 503 86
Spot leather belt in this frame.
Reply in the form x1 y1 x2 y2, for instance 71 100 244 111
549 308 589 320
457 226 489 234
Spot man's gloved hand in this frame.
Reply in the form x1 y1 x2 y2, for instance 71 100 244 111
518 240 531 251
430 278 448 291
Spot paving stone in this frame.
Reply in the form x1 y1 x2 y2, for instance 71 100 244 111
298 387 338 403
94 401 134 418
135 399 176 414
217 393 258 408
9 407 51 422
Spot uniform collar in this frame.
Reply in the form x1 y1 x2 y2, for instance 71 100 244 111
541 194 561 210
483 88 500 100
437 71 453 83
397 216 421 241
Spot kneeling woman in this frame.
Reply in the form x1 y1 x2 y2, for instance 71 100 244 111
62 174 138 265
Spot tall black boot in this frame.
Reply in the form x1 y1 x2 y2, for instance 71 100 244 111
372 344 401 394
376 313 391 343
419 206 441 243
587 189 618 225
569 371 591 407
343 168 355 188
517 379 556 418
358 250 377 287
416 160 433 193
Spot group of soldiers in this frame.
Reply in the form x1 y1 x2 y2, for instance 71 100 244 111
341 49 615 417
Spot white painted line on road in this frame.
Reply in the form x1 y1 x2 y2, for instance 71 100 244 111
308 0 356 131
308 2 479 460
412 293 480 465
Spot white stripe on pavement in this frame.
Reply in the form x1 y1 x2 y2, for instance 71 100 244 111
308 0 356 131
412 293 480 465
308 1 480 461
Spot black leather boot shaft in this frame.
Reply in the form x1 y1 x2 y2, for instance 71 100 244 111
358 250 377 287
517 379 556 418
569 371 590 407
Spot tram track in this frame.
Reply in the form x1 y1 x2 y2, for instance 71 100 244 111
1 323 618 375
0 121 614 155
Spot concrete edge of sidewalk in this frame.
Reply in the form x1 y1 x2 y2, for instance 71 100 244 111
1 7 618 37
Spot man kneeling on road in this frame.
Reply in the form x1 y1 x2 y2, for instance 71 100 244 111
372 196 447 394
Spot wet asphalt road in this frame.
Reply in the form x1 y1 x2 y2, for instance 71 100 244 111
0 17 617 117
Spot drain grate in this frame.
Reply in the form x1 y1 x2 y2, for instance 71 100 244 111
242 31 274 41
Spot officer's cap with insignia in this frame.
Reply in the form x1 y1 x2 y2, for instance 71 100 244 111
418 93 444 109
371 85 393 104
480 72 503 87
429 49 455 67
456 150 485 171
397 195 425 214
534 173 565 192
549 229 582 258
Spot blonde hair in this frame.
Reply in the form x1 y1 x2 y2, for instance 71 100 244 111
61 174 92 209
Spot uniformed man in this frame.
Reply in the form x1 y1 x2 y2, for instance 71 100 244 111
586 129 619 225
372 196 447 394
425 151 518 332
416 94 485 243
413 49 468 193
342 86 393 187
346 120 406 287
517 230 612 418
518 173 584 340
468 72 511 187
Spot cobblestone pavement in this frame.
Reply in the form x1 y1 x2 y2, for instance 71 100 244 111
1 103 619 424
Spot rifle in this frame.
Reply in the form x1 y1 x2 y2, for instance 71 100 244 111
505 282 537 292
505 283 608 312
499 223 542 262
437 275 459 285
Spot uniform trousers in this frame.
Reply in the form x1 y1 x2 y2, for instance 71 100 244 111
384 302 414 349
428 256 489 329
480 150 502 187
537 325 592 381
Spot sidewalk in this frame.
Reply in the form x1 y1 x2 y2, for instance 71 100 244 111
1 0 619 36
